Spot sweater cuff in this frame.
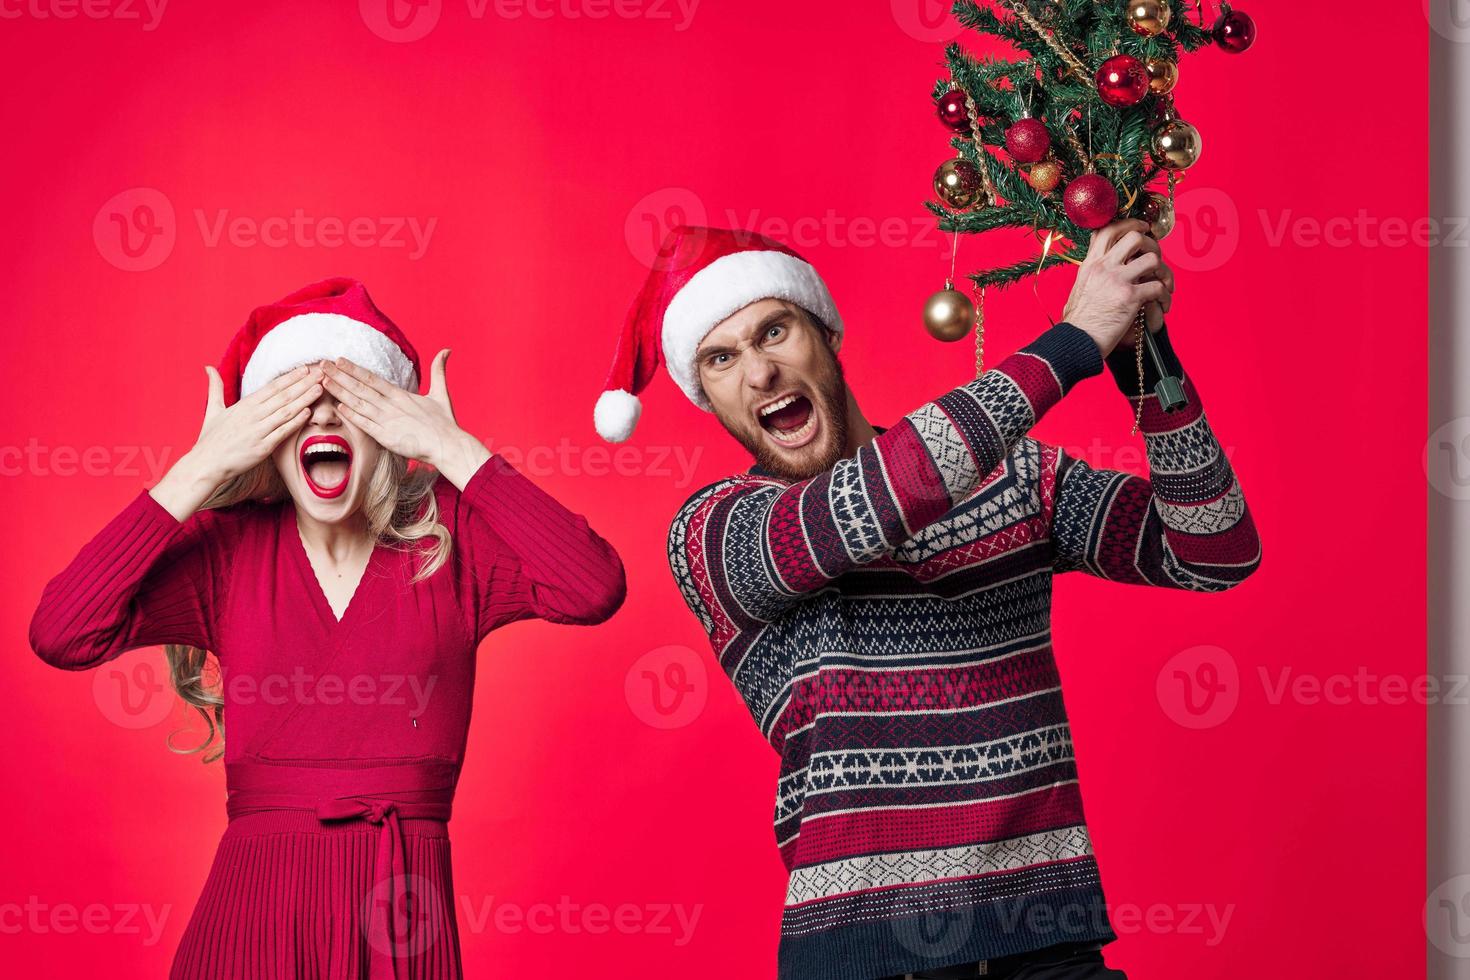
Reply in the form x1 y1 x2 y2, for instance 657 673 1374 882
461 452 510 506
1022 321 1105 394
129 487 189 539
1104 322 1184 396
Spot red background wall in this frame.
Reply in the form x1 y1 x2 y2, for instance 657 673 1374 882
0 1 1427 977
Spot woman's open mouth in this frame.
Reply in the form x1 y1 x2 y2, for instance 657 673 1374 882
758 393 819 449
299 434 352 499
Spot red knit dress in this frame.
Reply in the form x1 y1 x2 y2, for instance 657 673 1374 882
28 455 626 980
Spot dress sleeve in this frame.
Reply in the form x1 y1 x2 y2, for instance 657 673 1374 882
442 454 626 640
29 490 223 670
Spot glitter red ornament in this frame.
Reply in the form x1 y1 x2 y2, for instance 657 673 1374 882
937 89 972 133
1063 173 1119 230
1095 54 1150 107
1004 117 1051 163
1211 8 1256 53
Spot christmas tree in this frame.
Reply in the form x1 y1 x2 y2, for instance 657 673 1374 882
926 0 1257 294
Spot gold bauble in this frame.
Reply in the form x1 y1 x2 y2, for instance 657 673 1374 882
1143 191 1175 239
1144 56 1178 95
1151 119 1203 170
1127 0 1171 37
934 158 985 211
923 287 975 342
1026 160 1063 193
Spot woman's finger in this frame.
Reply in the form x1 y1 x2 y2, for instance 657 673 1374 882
427 349 450 404
250 367 320 419
242 365 312 409
260 383 323 431
264 407 312 450
322 368 388 416
203 366 225 422
335 399 385 441
332 359 397 396
323 361 389 400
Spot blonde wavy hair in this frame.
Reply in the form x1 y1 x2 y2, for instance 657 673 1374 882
164 450 451 762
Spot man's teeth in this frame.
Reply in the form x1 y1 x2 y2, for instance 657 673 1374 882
760 394 800 417
769 413 816 444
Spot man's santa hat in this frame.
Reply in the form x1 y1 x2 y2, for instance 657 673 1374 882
593 226 843 443
219 277 420 405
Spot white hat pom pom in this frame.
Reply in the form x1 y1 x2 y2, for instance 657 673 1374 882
594 389 642 443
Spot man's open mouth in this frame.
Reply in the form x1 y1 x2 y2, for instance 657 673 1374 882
299 435 352 499
758 393 818 447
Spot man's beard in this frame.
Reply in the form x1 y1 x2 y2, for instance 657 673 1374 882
715 352 851 482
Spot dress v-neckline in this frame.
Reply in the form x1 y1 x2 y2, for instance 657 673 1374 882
282 501 384 627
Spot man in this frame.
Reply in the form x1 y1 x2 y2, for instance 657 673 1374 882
593 221 1260 980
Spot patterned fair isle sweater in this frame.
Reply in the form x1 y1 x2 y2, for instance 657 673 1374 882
667 321 1261 980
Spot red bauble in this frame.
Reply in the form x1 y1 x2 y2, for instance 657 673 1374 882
1095 54 1150 107
1211 8 1256 53
1063 174 1119 230
1004 117 1051 163
937 89 972 133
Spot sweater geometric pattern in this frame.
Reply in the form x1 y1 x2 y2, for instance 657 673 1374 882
667 322 1261 980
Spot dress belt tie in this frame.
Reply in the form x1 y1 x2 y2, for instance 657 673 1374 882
226 761 457 980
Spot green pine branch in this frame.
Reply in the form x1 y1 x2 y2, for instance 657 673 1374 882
928 0 1215 291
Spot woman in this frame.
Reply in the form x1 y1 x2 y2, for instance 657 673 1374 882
28 277 626 979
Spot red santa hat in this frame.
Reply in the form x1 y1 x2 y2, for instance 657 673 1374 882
219 277 421 405
593 226 843 443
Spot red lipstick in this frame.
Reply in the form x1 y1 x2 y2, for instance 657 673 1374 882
299 434 352 499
